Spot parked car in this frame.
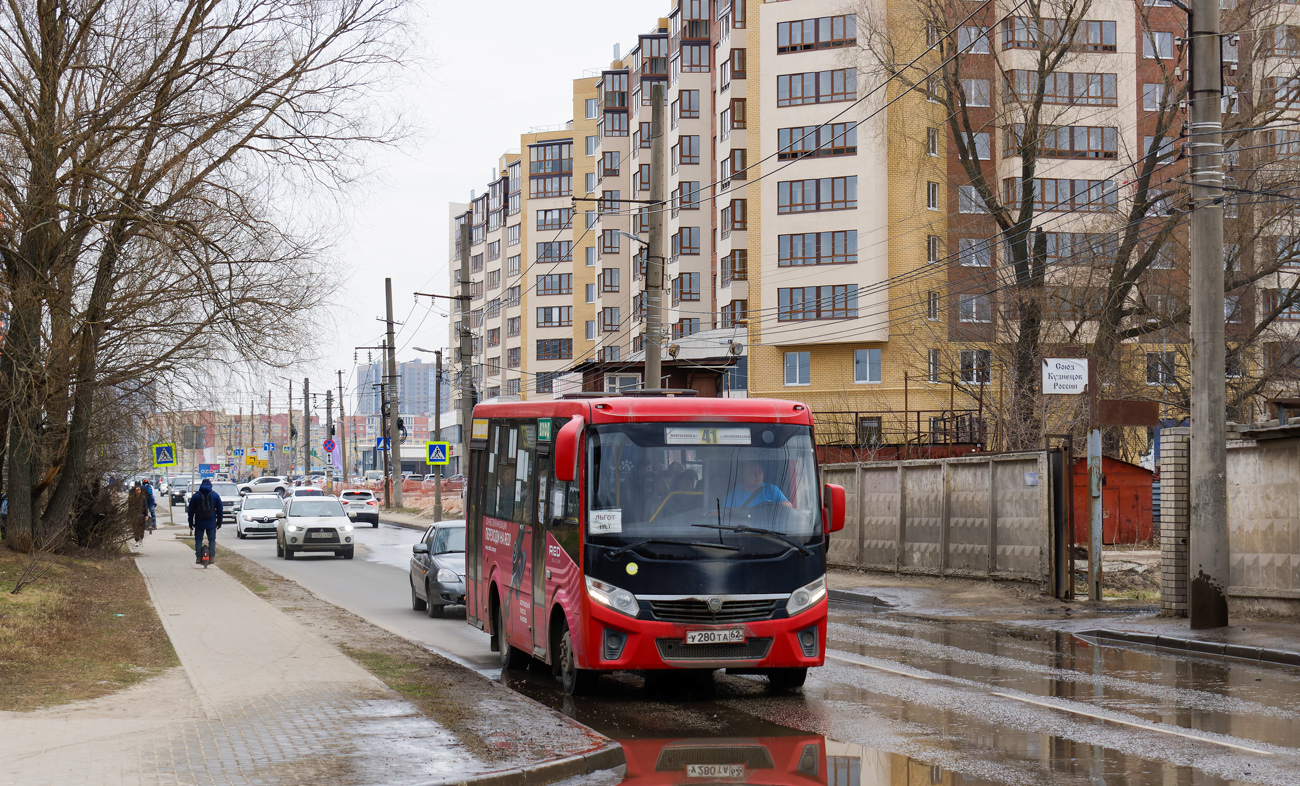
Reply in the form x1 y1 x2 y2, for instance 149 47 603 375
409 521 466 617
238 475 289 497
364 470 384 482
339 489 379 526
276 496 355 559
235 494 285 539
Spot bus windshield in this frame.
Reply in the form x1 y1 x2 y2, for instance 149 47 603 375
588 422 822 554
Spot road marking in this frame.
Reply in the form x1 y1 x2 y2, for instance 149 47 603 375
827 653 936 680
990 692 1274 755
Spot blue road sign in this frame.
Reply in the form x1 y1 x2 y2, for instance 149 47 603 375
374 437 391 451
426 442 450 466
152 444 177 467
263 441 275 452
234 448 245 457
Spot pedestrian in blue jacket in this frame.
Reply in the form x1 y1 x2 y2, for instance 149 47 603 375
187 478 223 564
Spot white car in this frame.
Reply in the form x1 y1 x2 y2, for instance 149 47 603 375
235 494 285 538
339 489 380 527
239 475 289 496
276 496 356 559
289 487 326 499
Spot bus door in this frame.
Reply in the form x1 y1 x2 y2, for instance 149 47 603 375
466 440 488 627
490 420 537 648
532 449 551 655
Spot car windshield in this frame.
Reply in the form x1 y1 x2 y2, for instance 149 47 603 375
290 500 346 517
433 527 466 554
587 423 822 556
243 498 282 510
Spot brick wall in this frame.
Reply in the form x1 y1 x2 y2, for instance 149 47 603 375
1158 427 1190 616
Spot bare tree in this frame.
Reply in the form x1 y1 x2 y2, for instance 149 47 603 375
0 0 408 551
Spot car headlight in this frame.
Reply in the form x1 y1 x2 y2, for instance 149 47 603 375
786 576 827 617
286 524 300 532
436 568 460 583
585 576 639 618
241 513 253 521
342 524 353 532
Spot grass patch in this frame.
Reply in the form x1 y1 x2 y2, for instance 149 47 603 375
0 548 179 711
342 647 451 702
220 560 269 595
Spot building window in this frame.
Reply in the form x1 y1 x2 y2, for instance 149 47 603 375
536 273 572 295
536 241 573 264
506 285 520 304
678 89 700 119
600 267 621 293
1003 178 1117 211
486 269 501 290
958 25 991 53
585 246 596 267
1263 288 1300 320
960 349 992 383
601 229 620 254
535 372 558 394
926 181 939 210
505 379 521 396
672 318 701 339
586 135 598 156
674 181 700 211
854 348 881 383
601 151 621 178
1007 124 1118 159
729 98 747 129
730 48 747 79
536 339 572 360
536 208 573 231
487 328 500 347
507 347 521 368
960 78 990 107
928 349 942 382
778 230 858 266
671 227 700 259
585 283 595 303
778 285 859 320
776 69 856 106
958 185 985 213
1146 351 1176 385
674 135 700 167
777 15 856 53
777 122 856 160
536 306 573 327
722 199 747 237
721 299 748 328
507 317 521 337
672 272 700 305
507 255 521 276
721 250 748 285
927 235 941 264
777 176 857 213
585 320 595 341
958 238 992 267
1008 70 1117 106
784 352 811 386
1143 30 1174 59
721 148 747 181
528 140 573 198
472 254 484 273
927 127 939 156
958 293 992 323
928 291 941 320
585 98 599 119
600 307 620 332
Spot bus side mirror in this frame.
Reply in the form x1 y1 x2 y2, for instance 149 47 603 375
823 483 845 533
554 416 585 483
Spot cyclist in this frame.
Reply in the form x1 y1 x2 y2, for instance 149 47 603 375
186 478 223 564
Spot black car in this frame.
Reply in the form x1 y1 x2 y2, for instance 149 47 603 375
409 521 466 617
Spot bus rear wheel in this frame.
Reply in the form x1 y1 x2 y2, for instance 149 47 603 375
557 622 596 696
766 667 807 692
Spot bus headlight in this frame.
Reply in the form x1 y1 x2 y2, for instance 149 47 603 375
586 577 639 618
785 576 827 617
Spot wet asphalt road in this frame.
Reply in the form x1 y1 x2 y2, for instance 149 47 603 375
206 507 1300 786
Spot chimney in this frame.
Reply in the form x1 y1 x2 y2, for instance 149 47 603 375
613 43 621 62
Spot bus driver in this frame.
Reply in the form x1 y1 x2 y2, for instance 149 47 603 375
723 460 793 509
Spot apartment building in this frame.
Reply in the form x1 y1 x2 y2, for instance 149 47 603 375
444 0 1300 444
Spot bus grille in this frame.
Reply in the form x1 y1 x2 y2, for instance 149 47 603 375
655 637 773 661
647 598 780 624
656 745 774 771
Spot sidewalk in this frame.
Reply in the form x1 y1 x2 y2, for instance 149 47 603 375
0 533 490 786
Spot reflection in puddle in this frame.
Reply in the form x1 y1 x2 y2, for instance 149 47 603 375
615 735 982 786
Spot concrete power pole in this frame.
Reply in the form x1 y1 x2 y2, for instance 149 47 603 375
434 349 443 522
645 82 666 391
266 389 272 474
302 378 310 480
1188 0 1229 629
337 371 348 486
325 389 334 494
458 219 474 477
385 278 404 508
288 380 294 476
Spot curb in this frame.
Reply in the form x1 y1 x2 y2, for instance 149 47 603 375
1077 628 1300 669
430 742 626 786
380 517 427 532
828 588 893 608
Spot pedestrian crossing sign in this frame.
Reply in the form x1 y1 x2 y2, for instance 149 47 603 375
152 444 178 467
426 441 450 466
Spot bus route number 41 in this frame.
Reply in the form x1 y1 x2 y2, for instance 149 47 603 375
686 628 745 645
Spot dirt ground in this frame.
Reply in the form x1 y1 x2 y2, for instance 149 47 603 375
214 546 599 765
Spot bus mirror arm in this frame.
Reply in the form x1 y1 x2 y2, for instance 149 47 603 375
554 416 585 483
823 483 845 534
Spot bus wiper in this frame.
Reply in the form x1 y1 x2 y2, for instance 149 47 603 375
608 538 741 558
691 523 813 557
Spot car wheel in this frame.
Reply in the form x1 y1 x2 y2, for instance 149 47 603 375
237 529 245 539
426 582 443 618
411 581 427 612
557 621 596 695
372 520 379 528
275 537 283 557
497 599 527 670
766 667 808 693
284 545 294 560
343 547 354 560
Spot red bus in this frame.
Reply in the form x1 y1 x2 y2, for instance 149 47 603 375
620 735 827 785
464 392 845 694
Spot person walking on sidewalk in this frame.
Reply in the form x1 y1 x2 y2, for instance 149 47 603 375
129 483 148 545
187 478 223 564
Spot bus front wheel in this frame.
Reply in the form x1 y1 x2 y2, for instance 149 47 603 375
557 622 596 696
766 667 807 692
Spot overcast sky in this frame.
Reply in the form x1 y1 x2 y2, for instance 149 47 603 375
293 0 666 408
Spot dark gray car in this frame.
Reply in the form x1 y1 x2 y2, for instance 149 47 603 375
409 522 466 617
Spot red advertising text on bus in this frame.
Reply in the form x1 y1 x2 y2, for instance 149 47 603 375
464 393 845 694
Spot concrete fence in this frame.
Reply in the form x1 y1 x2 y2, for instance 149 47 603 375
823 452 1054 583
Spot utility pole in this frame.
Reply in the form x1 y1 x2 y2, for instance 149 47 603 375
379 378 393 506
325 389 334 494
266 389 272 474
287 379 294 477
237 404 243 481
434 349 443 522
645 82 666 391
302 378 311 480
385 278 404 508
338 370 348 486
458 219 474 480
1188 0 1229 629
